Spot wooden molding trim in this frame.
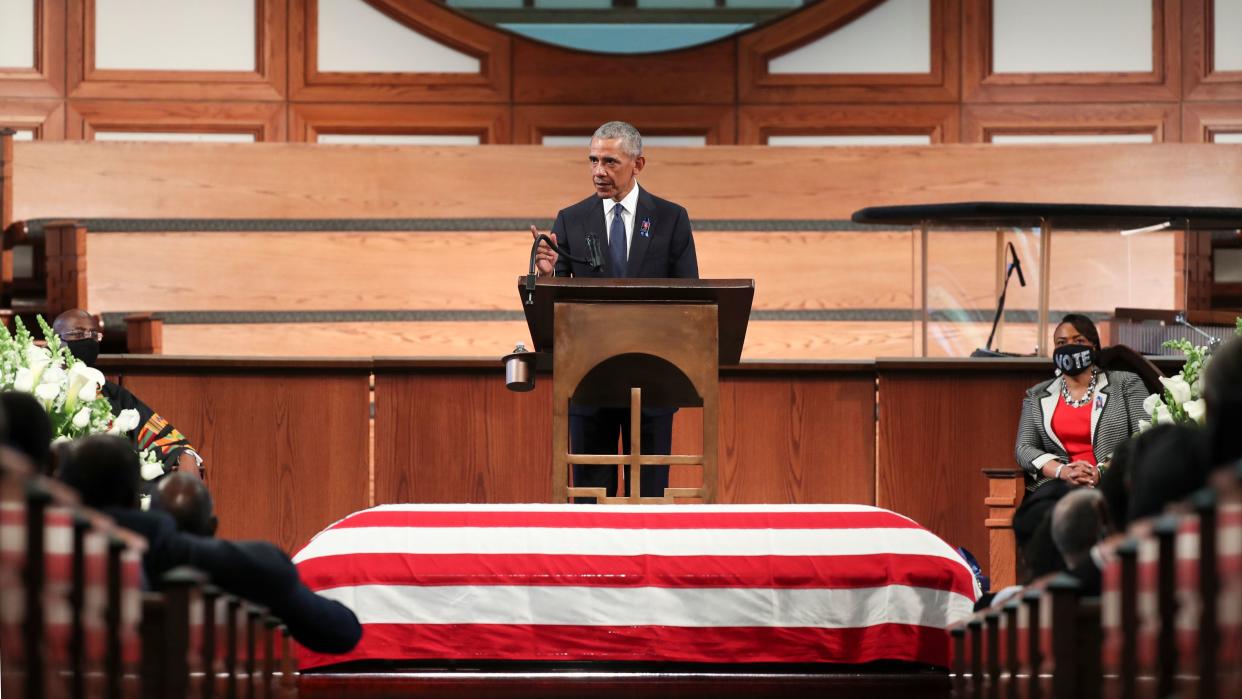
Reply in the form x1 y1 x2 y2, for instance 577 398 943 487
512 106 737 145
737 0 961 104
963 0 1181 102
1182 101 1242 142
961 103 1181 143
0 0 66 99
1183 0 1242 100
67 0 286 101
68 100 287 142
289 103 511 143
512 39 734 106
737 104 961 145
289 0 510 103
0 99 66 140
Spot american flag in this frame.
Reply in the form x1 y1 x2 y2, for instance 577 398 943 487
292 504 979 670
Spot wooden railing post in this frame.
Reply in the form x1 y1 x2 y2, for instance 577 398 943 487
1 128 14 306
69 514 90 699
951 625 967 697
1048 574 1082 699
1193 489 1219 699
1002 601 1020 699
23 482 51 699
43 221 88 318
1116 539 1139 699
124 313 164 354
104 536 125 699
1154 515 1180 698
1023 589 1043 699
983 468 1021 590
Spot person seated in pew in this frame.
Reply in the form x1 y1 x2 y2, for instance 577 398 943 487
52 309 204 481
57 434 362 654
1050 488 1114 596
151 472 217 537
1015 314 1152 497
1 390 54 474
1203 336 1242 468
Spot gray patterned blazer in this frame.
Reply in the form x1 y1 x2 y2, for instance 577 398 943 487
1015 369 1151 491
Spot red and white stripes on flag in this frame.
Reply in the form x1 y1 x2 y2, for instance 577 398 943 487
292 504 979 670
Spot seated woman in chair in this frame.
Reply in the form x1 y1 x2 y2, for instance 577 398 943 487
1015 313 1153 496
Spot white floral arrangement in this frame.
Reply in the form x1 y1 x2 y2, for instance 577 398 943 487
1141 318 1242 430
1 316 162 480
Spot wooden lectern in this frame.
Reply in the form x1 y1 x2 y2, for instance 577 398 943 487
520 278 754 504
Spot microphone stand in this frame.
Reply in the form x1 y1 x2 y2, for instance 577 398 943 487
1174 312 1223 350
976 242 1027 356
525 233 602 305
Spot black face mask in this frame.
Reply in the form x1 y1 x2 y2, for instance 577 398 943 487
1053 343 1097 376
65 339 100 367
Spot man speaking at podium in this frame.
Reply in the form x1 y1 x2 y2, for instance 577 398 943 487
530 121 699 499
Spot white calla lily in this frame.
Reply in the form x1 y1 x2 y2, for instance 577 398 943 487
12 367 34 393
1142 393 1163 417
1183 399 1207 424
34 382 60 406
72 407 92 429
1159 375 1192 406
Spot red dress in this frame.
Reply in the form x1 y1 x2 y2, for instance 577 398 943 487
1051 393 1095 465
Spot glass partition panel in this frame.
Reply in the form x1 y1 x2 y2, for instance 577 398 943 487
922 227 1177 358
923 228 1043 357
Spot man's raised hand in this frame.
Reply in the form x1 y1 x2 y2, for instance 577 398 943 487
531 225 558 277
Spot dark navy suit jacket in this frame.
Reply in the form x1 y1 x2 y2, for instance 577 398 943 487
551 186 698 280
551 186 698 418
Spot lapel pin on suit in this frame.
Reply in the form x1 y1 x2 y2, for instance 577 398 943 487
640 218 652 238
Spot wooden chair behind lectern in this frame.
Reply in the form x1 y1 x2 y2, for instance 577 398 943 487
552 302 718 504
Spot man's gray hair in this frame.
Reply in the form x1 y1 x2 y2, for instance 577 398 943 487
593 121 643 158
1051 488 1109 567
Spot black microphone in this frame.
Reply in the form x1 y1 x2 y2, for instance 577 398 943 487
584 233 605 271
525 233 599 305
1007 242 1026 287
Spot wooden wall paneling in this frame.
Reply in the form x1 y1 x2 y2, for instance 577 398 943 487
14 143 1242 222
289 103 511 143
1182 101 1242 142
961 103 1181 142
0 0 65 98
875 364 1048 577
289 0 510 103
0 99 65 140
1183 0 1242 100
962 0 1181 102
737 0 960 104
512 105 737 145
512 37 734 105
68 100 288 141
373 369 554 503
737 104 960 145
117 367 372 552
66 0 287 100
715 372 876 504
83 230 918 314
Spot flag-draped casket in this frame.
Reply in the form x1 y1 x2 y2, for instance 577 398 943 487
292 504 979 669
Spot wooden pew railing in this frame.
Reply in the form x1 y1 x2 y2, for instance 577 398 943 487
950 459 1242 698
0 446 301 699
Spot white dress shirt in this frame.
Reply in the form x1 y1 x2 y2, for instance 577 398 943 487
603 182 641 263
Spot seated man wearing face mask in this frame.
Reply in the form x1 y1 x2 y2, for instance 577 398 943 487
53 309 203 481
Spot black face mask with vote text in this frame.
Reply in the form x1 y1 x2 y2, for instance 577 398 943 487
65 339 101 367
1053 343 1097 376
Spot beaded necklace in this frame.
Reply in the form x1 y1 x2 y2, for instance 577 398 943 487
1059 368 1099 408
